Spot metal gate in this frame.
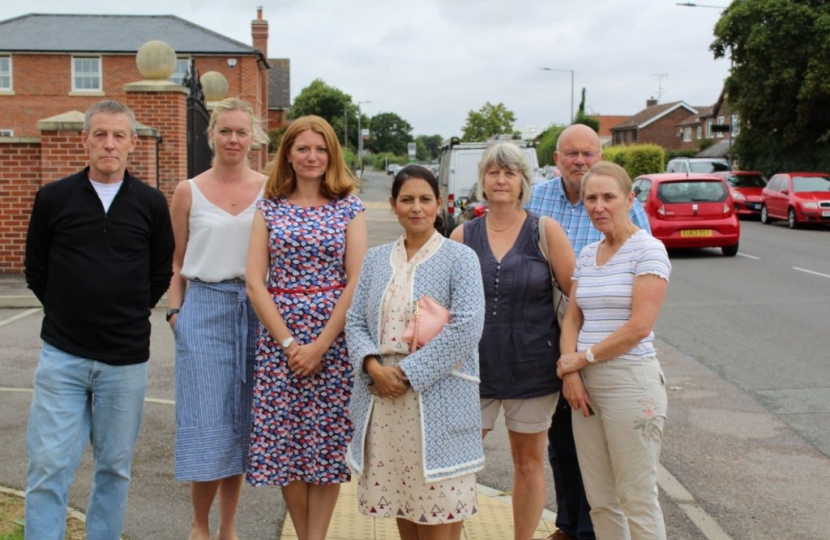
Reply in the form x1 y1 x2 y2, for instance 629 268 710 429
184 61 212 178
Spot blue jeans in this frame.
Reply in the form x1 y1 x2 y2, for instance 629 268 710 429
25 341 148 540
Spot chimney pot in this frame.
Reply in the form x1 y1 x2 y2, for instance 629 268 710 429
257 6 263 19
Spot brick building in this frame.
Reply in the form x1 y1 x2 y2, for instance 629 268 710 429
0 10 288 273
610 99 698 150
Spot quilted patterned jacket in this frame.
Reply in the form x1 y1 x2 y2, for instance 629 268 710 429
345 235 486 482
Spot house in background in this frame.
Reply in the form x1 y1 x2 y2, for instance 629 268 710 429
610 98 697 150
591 115 628 147
268 58 291 132
0 11 282 148
676 105 714 151
696 88 739 159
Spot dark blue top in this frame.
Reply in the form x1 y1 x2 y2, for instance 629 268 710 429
463 212 561 399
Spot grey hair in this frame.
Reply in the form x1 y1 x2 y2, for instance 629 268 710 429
84 100 137 135
476 142 533 206
207 97 270 152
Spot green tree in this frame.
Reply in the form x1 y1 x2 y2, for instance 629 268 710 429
366 112 413 155
572 88 600 132
416 134 444 160
712 0 830 174
535 124 566 167
289 78 360 150
461 102 516 142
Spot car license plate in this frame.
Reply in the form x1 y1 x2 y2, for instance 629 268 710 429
823 210 830 217
681 230 713 237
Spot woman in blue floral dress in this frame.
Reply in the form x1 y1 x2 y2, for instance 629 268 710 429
245 115 367 540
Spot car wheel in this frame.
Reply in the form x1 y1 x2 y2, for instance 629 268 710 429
788 207 799 229
760 204 771 224
722 243 739 257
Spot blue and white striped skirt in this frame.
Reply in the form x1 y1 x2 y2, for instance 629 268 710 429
174 279 258 481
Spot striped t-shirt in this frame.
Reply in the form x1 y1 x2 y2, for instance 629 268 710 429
574 229 671 359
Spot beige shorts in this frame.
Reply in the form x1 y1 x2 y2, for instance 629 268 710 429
480 393 559 434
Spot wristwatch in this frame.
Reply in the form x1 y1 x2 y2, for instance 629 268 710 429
166 308 180 322
281 336 295 350
585 348 596 364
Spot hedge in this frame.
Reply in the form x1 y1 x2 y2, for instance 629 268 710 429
602 144 665 178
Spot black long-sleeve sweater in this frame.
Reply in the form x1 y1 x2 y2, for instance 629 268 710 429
24 168 175 365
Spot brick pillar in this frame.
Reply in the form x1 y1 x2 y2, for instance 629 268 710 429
124 81 188 203
36 112 89 183
0 137 41 273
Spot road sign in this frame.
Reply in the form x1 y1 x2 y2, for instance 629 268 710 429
408 142 416 160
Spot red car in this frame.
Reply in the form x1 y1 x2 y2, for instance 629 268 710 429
760 172 830 228
714 171 767 217
632 173 741 256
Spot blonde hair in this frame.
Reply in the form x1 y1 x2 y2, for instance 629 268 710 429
476 142 533 206
264 115 357 200
581 161 632 200
207 97 269 153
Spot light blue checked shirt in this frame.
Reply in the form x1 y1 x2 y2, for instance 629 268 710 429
527 177 652 256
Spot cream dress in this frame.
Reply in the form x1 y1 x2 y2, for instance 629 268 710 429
357 233 479 524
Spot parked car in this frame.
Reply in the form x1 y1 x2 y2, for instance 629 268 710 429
455 184 489 226
632 173 740 256
666 157 731 174
387 163 402 175
760 172 830 228
713 171 768 217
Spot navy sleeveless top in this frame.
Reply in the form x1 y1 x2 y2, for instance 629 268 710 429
463 212 561 399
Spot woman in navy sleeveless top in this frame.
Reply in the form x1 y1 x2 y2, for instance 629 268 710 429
451 142 574 540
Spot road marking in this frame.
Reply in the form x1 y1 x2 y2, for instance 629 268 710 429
793 267 830 280
737 253 760 260
659 464 734 540
0 308 41 328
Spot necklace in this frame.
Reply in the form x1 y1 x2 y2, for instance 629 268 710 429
486 211 521 232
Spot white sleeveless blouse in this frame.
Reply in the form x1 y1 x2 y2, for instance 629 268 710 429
181 179 262 282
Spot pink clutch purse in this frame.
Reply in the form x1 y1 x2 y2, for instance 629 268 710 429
402 296 450 353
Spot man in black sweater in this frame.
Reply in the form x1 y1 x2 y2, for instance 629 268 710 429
23 99 174 540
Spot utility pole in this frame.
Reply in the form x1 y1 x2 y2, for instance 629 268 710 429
651 73 668 103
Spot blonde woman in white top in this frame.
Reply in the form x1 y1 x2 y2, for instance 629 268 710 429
167 97 269 540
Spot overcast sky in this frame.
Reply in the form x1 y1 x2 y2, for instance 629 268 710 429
1 1 730 138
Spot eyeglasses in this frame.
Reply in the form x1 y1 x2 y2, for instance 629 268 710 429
561 151 599 161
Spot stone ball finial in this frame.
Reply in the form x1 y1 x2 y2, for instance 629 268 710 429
136 40 177 80
201 71 229 102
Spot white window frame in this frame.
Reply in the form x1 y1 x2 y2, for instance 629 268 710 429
169 57 191 85
683 127 692 142
0 55 11 91
0 129 13 137
716 116 725 138
731 114 740 136
696 126 702 140
706 119 713 138
72 56 102 92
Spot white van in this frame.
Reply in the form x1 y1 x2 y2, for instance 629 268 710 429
437 138 539 234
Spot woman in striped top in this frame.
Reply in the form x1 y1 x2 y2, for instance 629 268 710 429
555 162 671 540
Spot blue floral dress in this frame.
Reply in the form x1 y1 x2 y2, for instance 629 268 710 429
247 194 364 486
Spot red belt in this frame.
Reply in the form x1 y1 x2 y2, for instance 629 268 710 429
268 283 345 295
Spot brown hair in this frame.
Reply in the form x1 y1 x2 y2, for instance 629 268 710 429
264 115 357 199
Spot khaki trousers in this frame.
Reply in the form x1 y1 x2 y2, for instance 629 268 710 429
572 356 667 540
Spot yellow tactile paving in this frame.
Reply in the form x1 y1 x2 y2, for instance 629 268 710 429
279 479 556 539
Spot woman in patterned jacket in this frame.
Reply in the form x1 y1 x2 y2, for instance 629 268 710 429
346 165 485 540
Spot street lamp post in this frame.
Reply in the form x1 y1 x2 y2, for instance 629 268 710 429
540 67 575 124
356 100 371 178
